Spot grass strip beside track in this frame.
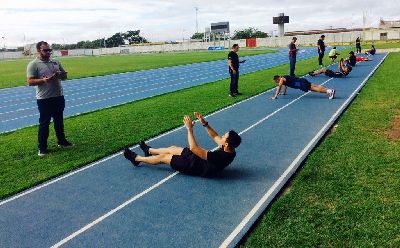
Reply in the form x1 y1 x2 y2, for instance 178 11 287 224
0 49 274 89
241 52 400 247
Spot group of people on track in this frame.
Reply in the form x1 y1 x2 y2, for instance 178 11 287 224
27 36 376 177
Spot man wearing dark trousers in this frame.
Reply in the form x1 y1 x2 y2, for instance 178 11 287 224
27 41 73 156
227 44 246 97
288 37 298 76
317 35 326 67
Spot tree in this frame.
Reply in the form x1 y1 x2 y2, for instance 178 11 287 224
232 27 268 39
191 32 204 40
123 30 147 44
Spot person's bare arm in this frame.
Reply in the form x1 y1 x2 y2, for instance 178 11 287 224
228 59 236 74
27 73 57 86
194 112 224 146
272 78 285 100
184 115 208 160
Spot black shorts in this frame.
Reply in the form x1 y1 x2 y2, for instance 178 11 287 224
294 78 311 92
324 69 343 78
170 148 208 176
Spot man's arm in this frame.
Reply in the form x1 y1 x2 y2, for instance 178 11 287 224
228 58 236 74
27 74 57 86
194 112 224 146
272 78 284 100
184 115 208 160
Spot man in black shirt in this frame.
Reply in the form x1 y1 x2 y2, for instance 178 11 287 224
228 44 246 97
288 37 298 76
317 35 326 67
124 112 241 177
271 75 336 100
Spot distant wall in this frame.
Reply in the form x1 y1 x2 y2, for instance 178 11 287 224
1 28 399 60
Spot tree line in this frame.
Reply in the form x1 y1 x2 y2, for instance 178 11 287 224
52 30 147 50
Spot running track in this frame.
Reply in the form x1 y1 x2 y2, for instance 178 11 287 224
0 47 345 133
0 53 387 247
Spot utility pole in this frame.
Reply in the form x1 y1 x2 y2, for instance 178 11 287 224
194 7 199 34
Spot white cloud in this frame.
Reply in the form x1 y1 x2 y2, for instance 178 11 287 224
0 0 399 47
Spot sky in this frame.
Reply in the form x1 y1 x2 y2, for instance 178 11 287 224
0 0 399 48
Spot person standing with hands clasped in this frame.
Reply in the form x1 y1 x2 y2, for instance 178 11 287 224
124 112 241 177
317 35 326 67
288 37 298 76
27 41 73 157
228 44 246 97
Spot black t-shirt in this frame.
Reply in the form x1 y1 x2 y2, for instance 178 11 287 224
348 55 357 66
288 43 297 57
205 148 236 176
228 51 239 70
282 75 298 87
317 39 325 52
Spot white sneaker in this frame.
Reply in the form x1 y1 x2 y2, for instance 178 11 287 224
328 89 335 99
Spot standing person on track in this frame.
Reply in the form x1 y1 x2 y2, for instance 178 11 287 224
227 44 246 97
27 41 73 157
317 35 326 67
124 112 241 177
355 37 362 54
271 75 336 100
288 37 298 76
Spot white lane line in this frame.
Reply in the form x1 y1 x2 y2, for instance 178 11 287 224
50 77 334 247
50 172 179 248
219 52 389 248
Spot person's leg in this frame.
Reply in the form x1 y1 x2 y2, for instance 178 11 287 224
234 71 239 94
318 52 324 66
135 154 173 166
149 146 184 156
289 57 295 76
310 68 326 76
229 70 235 95
52 96 68 144
37 99 52 151
310 84 328 93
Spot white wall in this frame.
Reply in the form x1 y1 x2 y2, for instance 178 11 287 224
1 28 399 60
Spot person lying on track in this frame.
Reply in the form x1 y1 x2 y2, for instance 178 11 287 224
308 58 352 78
123 112 241 177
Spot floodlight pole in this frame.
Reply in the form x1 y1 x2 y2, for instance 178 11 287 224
195 7 199 34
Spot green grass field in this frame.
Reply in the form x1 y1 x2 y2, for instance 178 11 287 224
0 48 398 246
0 49 274 89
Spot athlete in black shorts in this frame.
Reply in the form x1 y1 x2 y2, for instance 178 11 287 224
272 75 336 100
308 58 352 78
123 112 241 177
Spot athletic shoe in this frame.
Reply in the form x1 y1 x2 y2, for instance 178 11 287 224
139 140 151 157
38 149 48 157
229 93 237 97
329 89 336 99
58 140 74 148
308 71 315 77
124 148 140 166
235 92 243 95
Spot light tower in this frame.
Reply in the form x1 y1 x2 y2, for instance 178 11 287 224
195 7 199 33
273 13 289 37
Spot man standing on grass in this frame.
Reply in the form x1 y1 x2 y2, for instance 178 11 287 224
271 75 336 100
124 112 241 177
27 41 73 157
227 44 246 97
317 35 326 67
288 37 298 76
